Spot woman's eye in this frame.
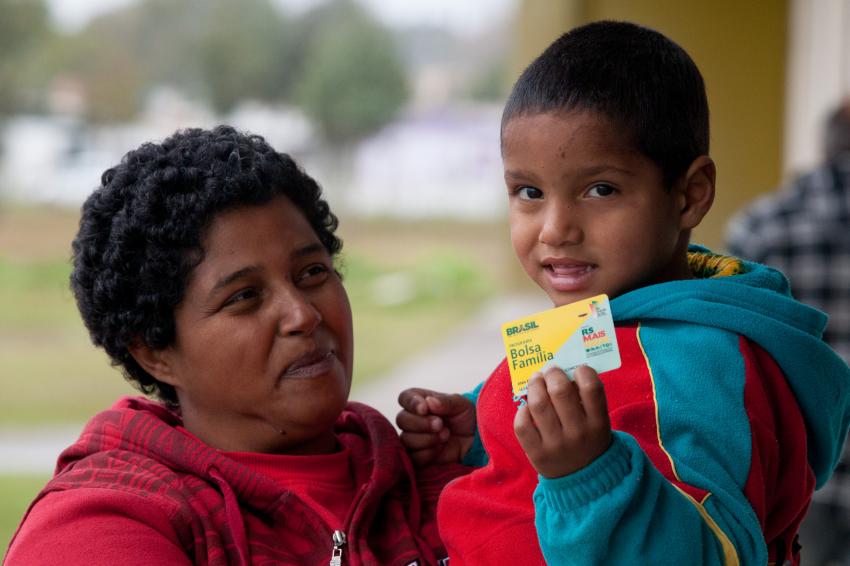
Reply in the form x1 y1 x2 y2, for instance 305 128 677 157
299 264 330 284
223 288 258 307
586 183 616 198
516 186 543 200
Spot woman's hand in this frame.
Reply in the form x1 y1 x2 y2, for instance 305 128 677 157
397 388 476 467
514 365 612 478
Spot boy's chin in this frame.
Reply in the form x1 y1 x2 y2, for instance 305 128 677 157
545 288 597 307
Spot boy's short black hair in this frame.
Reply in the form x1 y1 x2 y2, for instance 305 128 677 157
502 20 709 187
71 125 341 405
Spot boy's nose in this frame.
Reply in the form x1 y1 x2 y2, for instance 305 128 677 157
539 206 582 246
275 290 322 337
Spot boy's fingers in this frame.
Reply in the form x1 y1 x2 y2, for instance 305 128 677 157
574 365 610 428
542 367 584 428
513 403 541 450
525 373 563 436
425 394 471 418
396 410 444 433
398 388 437 416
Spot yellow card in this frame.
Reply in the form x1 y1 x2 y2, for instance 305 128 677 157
501 294 621 396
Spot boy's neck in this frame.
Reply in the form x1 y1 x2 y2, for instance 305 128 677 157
647 246 696 287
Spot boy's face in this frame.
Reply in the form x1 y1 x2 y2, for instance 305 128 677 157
502 110 692 307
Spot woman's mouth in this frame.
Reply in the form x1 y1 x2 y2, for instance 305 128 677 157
281 350 336 379
543 262 596 292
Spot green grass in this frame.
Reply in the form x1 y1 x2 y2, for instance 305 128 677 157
0 255 139 423
0 258 78 329
0 475 51 560
344 250 495 380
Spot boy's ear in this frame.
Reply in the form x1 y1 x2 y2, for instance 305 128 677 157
676 155 716 230
128 340 180 388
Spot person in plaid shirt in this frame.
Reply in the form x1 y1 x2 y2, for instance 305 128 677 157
727 100 850 565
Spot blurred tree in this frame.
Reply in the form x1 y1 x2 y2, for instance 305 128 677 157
104 0 211 96
466 60 509 102
0 0 51 116
38 29 146 122
35 0 174 122
197 0 300 113
6 0 409 134
34 0 298 121
296 0 409 144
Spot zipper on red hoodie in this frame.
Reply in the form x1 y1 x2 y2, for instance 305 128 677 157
329 530 346 565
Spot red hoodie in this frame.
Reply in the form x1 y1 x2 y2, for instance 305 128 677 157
5 397 465 566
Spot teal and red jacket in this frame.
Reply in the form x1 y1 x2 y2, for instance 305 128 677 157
438 247 850 565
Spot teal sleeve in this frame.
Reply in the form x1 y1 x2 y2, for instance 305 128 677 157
533 321 770 565
461 381 488 467
534 432 764 565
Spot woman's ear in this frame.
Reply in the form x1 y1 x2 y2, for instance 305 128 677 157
676 155 716 230
128 341 180 388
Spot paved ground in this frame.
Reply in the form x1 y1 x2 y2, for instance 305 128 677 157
0 426 79 474
0 293 549 474
351 293 549 424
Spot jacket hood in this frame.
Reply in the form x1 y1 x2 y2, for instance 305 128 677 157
37 398 461 565
55 397 411 515
612 245 850 487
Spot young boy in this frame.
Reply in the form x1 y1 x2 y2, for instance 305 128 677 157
397 20 850 565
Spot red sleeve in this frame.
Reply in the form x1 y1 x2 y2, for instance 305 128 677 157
741 339 815 565
5 490 192 566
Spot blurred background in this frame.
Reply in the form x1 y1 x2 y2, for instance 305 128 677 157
2 0 849 559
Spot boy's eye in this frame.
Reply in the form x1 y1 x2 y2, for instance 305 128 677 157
516 186 543 200
586 183 616 197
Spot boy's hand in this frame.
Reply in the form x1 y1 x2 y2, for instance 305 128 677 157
397 388 476 467
514 365 612 478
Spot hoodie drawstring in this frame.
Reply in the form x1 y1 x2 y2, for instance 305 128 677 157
209 467 250 566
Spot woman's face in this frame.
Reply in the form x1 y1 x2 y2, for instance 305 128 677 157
151 195 353 454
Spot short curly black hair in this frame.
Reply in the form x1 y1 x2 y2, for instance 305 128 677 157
71 125 342 405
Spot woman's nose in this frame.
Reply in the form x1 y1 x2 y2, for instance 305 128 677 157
276 291 322 337
539 204 582 246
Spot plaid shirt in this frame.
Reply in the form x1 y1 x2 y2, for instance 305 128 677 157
726 156 850 523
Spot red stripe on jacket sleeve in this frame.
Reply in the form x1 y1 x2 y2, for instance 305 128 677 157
606 325 709 502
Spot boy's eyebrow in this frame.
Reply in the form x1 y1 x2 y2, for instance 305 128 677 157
504 164 635 181
579 164 635 176
504 169 535 180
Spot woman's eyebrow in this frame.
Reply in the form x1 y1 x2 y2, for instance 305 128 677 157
210 265 262 295
292 242 326 259
207 244 325 297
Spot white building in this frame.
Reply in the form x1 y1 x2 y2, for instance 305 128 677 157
348 103 505 219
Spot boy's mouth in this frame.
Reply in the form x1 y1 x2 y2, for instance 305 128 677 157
543 260 596 291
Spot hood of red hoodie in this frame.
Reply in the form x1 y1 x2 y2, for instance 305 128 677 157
55 396 411 516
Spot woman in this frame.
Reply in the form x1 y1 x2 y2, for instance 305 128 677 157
4 126 464 565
